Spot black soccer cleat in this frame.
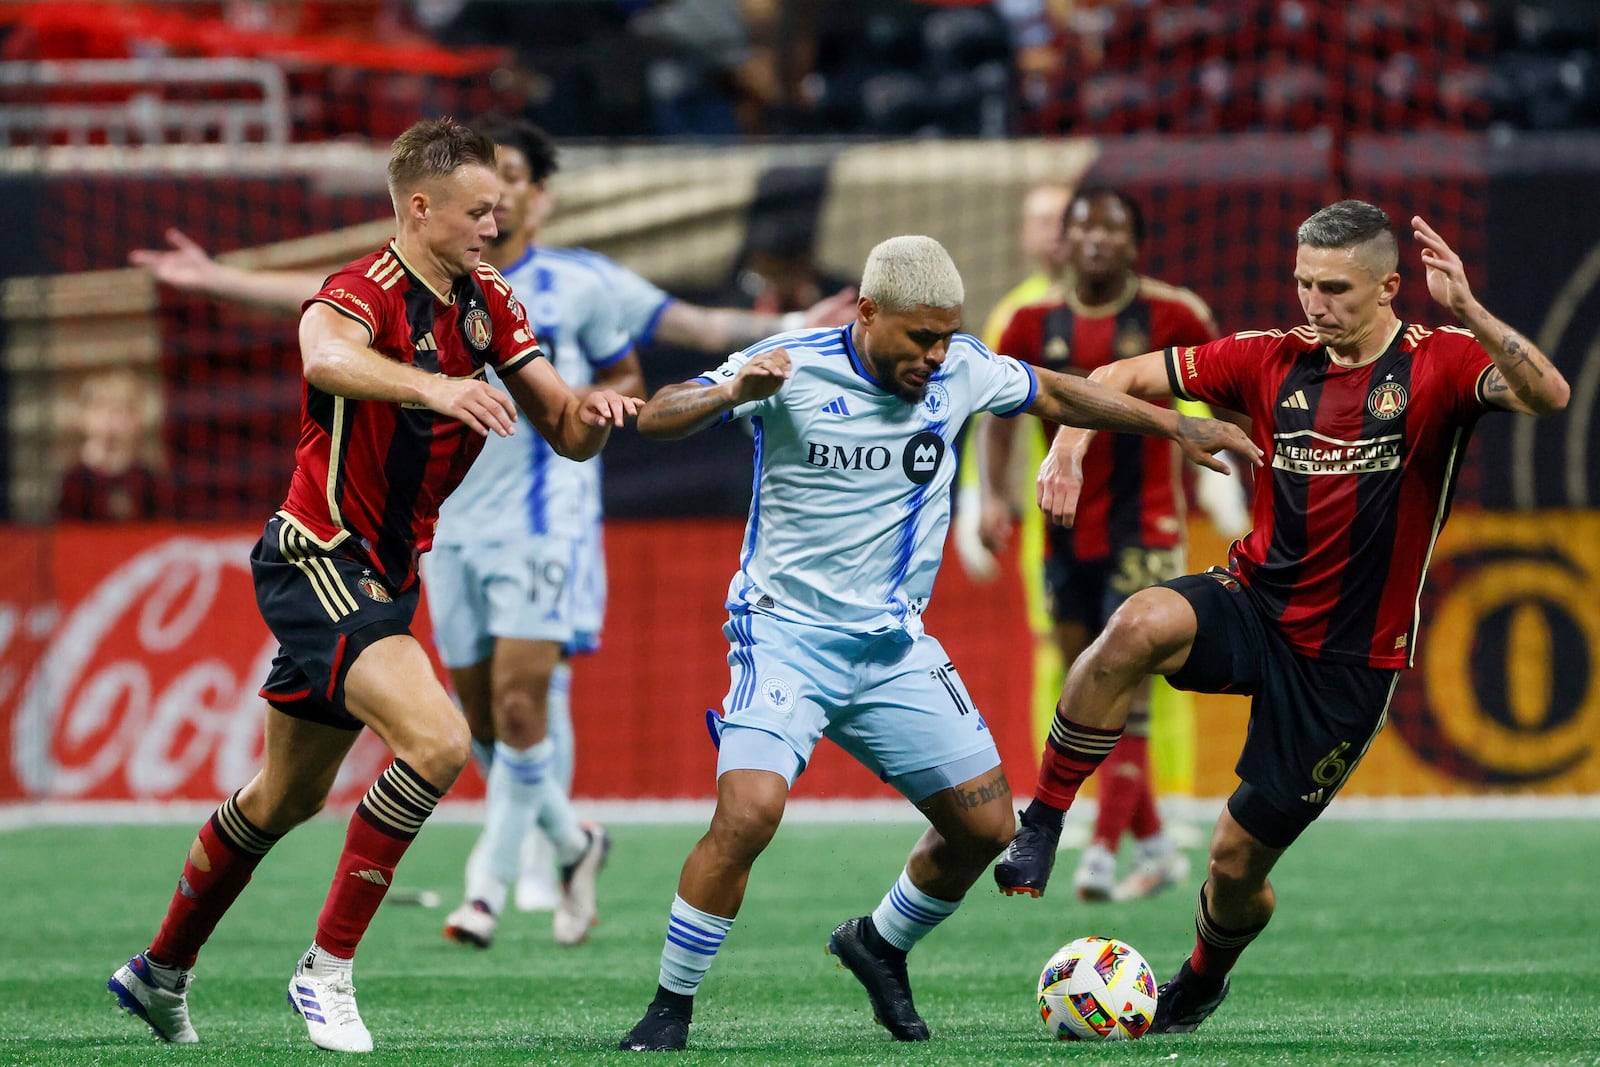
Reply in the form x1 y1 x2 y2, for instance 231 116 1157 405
1150 960 1231 1034
825 916 930 1041
993 813 1060 897
619 997 692 1052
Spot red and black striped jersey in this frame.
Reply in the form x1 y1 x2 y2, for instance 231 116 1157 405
1166 322 1495 669
1000 275 1217 559
279 242 544 590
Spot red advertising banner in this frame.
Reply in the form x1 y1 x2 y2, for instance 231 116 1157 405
0 521 1038 807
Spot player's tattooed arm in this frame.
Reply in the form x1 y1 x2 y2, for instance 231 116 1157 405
1411 214 1568 416
638 349 793 440
1476 325 1568 415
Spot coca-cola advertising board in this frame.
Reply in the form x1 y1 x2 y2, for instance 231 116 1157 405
0 522 1040 808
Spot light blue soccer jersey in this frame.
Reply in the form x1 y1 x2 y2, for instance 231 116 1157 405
699 325 1038 636
434 246 633 546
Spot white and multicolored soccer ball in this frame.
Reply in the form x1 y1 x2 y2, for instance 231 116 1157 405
1036 936 1158 1041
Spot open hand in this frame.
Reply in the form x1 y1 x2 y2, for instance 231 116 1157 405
579 389 645 427
428 377 518 437
128 228 217 291
1175 415 1263 474
734 348 792 403
1413 215 1475 316
1036 443 1085 527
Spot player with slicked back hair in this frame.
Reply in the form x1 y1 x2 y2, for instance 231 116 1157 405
994 200 1570 1034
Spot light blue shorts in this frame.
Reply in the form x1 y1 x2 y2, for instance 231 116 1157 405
421 536 599 668
714 611 1001 803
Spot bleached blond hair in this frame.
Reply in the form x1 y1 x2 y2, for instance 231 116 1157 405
860 235 964 312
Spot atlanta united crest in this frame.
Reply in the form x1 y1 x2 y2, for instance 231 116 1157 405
463 307 493 351
357 575 393 603
1367 381 1408 420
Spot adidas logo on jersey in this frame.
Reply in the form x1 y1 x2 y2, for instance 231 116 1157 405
1280 389 1309 410
821 397 852 416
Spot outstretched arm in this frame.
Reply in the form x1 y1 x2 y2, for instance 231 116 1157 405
637 348 792 439
502 358 642 461
1030 351 1261 526
653 288 857 353
131 228 324 313
1412 215 1569 416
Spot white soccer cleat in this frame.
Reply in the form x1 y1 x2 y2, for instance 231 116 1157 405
108 953 198 1044
515 831 560 912
1072 842 1117 903
1115 837 1191 901
552 823 610 946
288 949 373 1053
442 900 498 949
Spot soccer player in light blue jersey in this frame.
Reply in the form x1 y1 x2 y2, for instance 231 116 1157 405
423 116 642 948
619 236 1260 1052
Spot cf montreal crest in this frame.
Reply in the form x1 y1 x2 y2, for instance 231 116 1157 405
919 381 950 421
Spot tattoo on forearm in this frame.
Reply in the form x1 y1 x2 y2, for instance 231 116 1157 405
954 770 1008 810
1484 368 1510 396
1047 375 1160 434
1500 331 1545 379
653 386 731 422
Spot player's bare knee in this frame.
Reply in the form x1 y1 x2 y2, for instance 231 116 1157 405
491 684 549 748
1098 592 1190 675
706 797 783 863
399 713 471 790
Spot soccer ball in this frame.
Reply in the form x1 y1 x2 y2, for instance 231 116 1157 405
1036 936 1158 1041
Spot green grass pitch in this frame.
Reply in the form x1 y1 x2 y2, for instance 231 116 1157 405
2 817 1595 1065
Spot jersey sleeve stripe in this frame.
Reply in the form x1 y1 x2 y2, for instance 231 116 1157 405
310 298 376 343
499 347 544 377
1473 362 1496 408
636 297 673 345
593 340 635 369
995 359 1038 418
1165 345 1195 401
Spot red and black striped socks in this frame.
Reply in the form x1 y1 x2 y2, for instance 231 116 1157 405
314 759 443 959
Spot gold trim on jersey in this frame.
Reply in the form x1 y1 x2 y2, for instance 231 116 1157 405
1056 271 1141 318
277 519 359 622
1137 276 1218 331
1327 318 1403 369
325 397 347 528
475 263 513 299
387 241 453 304
274 510 350 551
365 248 406 292
1410 424 1467 669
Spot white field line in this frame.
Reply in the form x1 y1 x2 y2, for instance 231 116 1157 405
5 794 1600 833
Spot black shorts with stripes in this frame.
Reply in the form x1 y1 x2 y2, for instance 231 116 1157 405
251 513 418 730
1163 568 1400 848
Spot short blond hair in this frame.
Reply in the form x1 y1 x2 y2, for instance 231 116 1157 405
386 117 497 202
860 235 964 312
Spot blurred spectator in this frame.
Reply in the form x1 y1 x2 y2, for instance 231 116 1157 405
57 370 174 522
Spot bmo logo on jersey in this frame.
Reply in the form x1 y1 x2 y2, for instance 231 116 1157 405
805 441 893 471
902 431 946 485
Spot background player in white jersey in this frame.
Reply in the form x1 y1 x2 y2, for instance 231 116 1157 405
128 119 858 925
618 236 1259 1052
423 115 640 948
